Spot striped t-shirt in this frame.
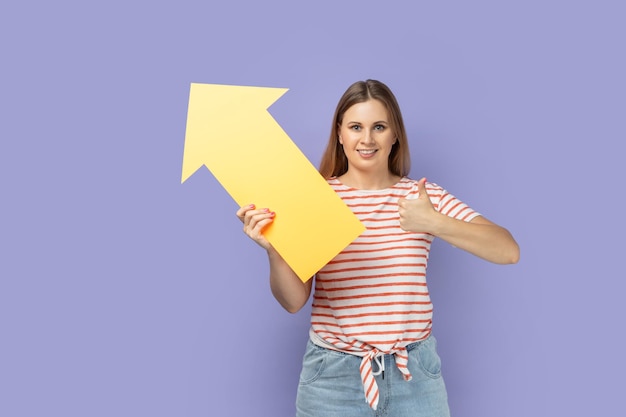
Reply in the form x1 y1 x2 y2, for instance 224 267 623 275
309 176 479 409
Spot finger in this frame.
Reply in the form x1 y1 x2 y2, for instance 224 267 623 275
244 207 271 221
245 210 275 232
236 204 256 222
251 216 275 233
242 207 271 226
246 213 276 248
397 197 407 211
417 177 427 198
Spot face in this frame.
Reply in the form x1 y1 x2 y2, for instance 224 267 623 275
338 99 396 176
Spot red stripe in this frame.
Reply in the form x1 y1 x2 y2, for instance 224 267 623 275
358 231 434 239
369 390 379 408
327 253 426 265
318 327 430 342
364 375 376 398
341 245 428 254
443 200 464 216
318 291 428 301
353 209 398 215
460 209 477 221
313 309 433 320
359 215 400 222
316 272 427 285
311 319 433 329
320 263 426 274
318 281 427 293
312 300 432 310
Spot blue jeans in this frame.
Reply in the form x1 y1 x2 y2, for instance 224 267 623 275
295 335 450 417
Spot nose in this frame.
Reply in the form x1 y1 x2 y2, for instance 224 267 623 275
361 128 375 144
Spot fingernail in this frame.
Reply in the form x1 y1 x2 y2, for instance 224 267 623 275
249 204 256 209
270 212 276 217
262 208 270 213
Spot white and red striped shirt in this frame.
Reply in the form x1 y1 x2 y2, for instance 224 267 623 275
310 176 479 409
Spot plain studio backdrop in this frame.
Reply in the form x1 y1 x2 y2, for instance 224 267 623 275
1 1 624 416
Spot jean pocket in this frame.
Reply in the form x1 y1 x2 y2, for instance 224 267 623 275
298 342 328 386
415 336 442 379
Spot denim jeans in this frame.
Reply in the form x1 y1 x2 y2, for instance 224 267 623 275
296 335 450 417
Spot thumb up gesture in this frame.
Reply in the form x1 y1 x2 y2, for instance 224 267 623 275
398 178 439 234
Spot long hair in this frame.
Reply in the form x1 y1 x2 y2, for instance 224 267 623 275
318 79 411 179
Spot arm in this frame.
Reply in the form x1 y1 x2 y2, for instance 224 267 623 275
267 246 313 313
398 178 520 264
427 214 519 264
236 204 313 313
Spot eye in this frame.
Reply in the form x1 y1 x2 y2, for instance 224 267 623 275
374 124 385 131
350 125 361 131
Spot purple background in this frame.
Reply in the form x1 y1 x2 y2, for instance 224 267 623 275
1 1 624 416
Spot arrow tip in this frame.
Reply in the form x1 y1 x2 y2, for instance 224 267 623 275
181 83 289 184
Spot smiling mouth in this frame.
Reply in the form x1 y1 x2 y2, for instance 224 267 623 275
357 149 377 155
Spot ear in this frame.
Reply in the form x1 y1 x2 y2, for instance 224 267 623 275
338 135 343 145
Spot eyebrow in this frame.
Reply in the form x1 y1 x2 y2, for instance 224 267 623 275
347 120 389 124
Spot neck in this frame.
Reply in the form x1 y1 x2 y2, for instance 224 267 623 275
338 169 401 190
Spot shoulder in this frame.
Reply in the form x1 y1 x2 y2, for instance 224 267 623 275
326 176 345 190
401 176 446 194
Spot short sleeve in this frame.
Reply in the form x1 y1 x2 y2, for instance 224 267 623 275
427 182 480 222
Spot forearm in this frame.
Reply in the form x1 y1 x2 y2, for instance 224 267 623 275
431 214 520 264
267 247 313 313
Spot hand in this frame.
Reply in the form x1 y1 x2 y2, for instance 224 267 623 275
398 178 439 234
236 204 276 250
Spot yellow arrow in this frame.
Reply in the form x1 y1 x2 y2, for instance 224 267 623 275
182 83 365 282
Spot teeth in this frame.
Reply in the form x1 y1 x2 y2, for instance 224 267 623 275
358 150 376 154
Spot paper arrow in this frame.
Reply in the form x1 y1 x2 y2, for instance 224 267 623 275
181 83 365 282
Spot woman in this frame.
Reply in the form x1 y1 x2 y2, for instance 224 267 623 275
236 80 519 416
